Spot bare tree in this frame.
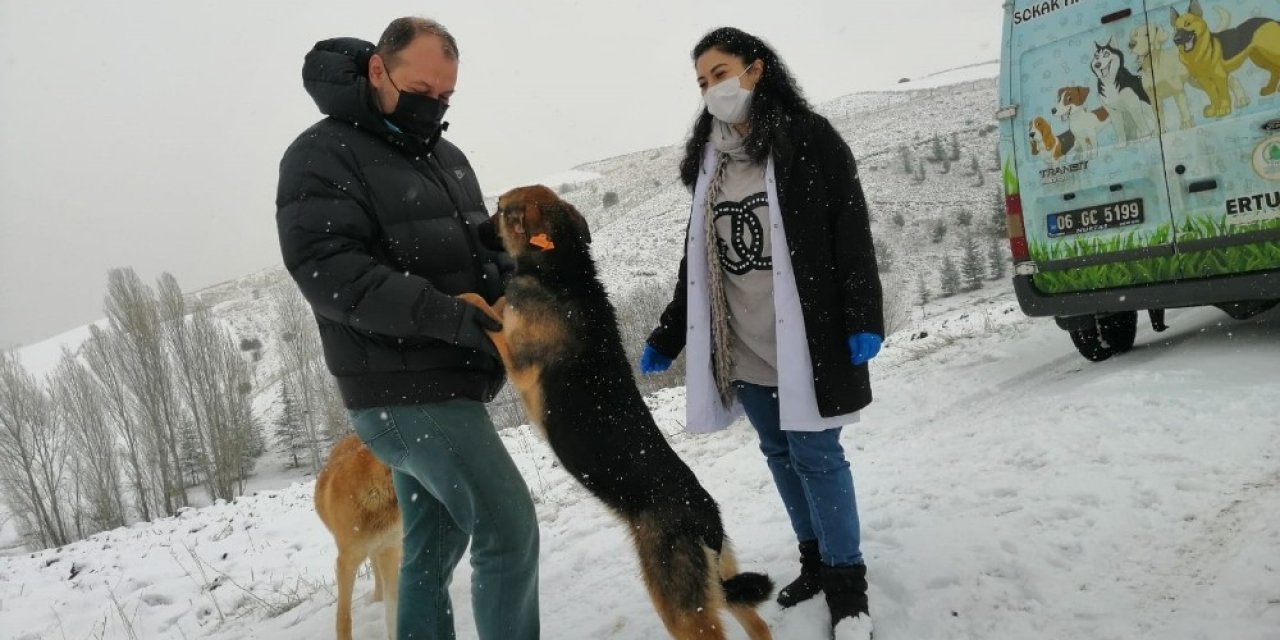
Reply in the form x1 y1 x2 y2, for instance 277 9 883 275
184 303 257 500
83 325 154 521
614 279 686 397
272 284 326 472
0 352 72 548
49 351 126 534
104 268 187 514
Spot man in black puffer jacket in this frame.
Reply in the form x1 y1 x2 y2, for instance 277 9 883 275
276 17 539 640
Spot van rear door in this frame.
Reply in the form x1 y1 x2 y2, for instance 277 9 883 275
1148 0 1280 277
1009 0 1177 295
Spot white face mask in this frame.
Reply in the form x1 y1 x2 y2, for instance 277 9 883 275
703 63 756 124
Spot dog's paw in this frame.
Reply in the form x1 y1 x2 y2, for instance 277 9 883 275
456 293 502 325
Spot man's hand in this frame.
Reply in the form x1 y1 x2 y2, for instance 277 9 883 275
455 293 503 359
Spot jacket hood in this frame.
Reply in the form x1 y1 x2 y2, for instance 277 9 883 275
302 37 387 130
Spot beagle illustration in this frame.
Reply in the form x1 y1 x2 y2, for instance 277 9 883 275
1029 116 1076 165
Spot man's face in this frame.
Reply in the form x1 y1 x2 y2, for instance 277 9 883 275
368 34 459 114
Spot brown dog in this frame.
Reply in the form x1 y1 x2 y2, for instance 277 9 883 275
314 434 402 640
460 185 774 640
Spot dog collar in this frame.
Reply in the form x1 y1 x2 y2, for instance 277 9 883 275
529 233 556 251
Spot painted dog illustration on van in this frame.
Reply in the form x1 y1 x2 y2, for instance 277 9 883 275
1029 116 1075 165
1051 86 1109 156
1171 0 1280 118
1129 16 1250 131
1091 40 1158 143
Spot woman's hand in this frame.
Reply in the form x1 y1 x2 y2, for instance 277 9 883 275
847 333 882 366
640 344 674 375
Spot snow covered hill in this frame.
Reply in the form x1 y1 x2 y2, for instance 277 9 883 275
3 289 1278 640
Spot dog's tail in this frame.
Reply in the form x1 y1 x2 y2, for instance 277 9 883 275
714 541 775 607
722 572 775 607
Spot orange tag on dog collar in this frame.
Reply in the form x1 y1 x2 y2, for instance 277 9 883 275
529 233 555 251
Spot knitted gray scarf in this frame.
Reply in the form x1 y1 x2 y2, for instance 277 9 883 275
704 122 752 408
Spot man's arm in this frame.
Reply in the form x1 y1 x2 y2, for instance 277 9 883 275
276 137 472 344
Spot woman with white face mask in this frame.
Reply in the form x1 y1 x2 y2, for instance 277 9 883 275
641 27 884 639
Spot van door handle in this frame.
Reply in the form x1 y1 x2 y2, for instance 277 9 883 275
1101 9 1132 24
1188 179 1218 193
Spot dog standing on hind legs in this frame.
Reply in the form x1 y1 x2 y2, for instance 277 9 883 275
315 434 402 640
462 184 774 640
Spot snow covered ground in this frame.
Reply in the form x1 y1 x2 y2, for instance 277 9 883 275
3 287 1277 640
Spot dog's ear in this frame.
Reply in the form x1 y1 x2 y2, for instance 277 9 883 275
542 200 592 246
1169 7 1180 25
1188 0 1202 18
565 202 592 245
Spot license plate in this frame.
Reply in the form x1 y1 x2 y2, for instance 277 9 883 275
1047 198 1145 238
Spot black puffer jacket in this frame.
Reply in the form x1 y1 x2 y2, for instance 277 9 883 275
276 38 512 409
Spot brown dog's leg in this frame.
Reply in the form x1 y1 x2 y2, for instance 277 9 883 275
370 555 383 602
728 606 773 640
335 549 363 640
374 544 402 640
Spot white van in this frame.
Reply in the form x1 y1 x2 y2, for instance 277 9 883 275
998 0 1280 360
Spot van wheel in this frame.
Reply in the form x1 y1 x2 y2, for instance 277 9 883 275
1069 326 1115 362
1098 311 1138 354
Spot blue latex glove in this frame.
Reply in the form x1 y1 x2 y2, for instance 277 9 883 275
640 344 674 375
848 333 883 366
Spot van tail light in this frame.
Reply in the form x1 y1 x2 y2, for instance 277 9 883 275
1006 192 1030 263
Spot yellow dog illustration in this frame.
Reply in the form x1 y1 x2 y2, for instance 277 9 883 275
1171 0 1280 118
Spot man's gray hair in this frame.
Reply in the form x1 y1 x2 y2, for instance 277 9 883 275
376 17 459 65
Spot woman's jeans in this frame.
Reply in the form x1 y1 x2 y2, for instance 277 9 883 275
735 382 864 567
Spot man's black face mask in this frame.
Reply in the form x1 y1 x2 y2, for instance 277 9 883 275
387 74 449 143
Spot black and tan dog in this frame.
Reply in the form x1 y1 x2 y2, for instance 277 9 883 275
459 185 773 640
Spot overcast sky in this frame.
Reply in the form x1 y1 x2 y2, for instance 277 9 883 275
0 0 1002 349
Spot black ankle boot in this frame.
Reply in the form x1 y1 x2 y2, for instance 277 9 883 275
776 539 822 608
821 563 871 635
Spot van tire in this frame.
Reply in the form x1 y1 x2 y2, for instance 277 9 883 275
1068 312 1138 362
1098 312 1138 354
1069 325 1115 362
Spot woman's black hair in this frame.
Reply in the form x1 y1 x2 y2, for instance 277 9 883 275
678 27 812 187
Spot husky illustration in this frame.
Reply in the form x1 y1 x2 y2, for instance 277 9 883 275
1092 41 1158 143
1171 0 1280 118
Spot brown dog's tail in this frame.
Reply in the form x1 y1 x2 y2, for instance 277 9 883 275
722 572 774 607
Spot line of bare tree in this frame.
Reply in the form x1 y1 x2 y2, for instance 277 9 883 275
0 268 262 550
